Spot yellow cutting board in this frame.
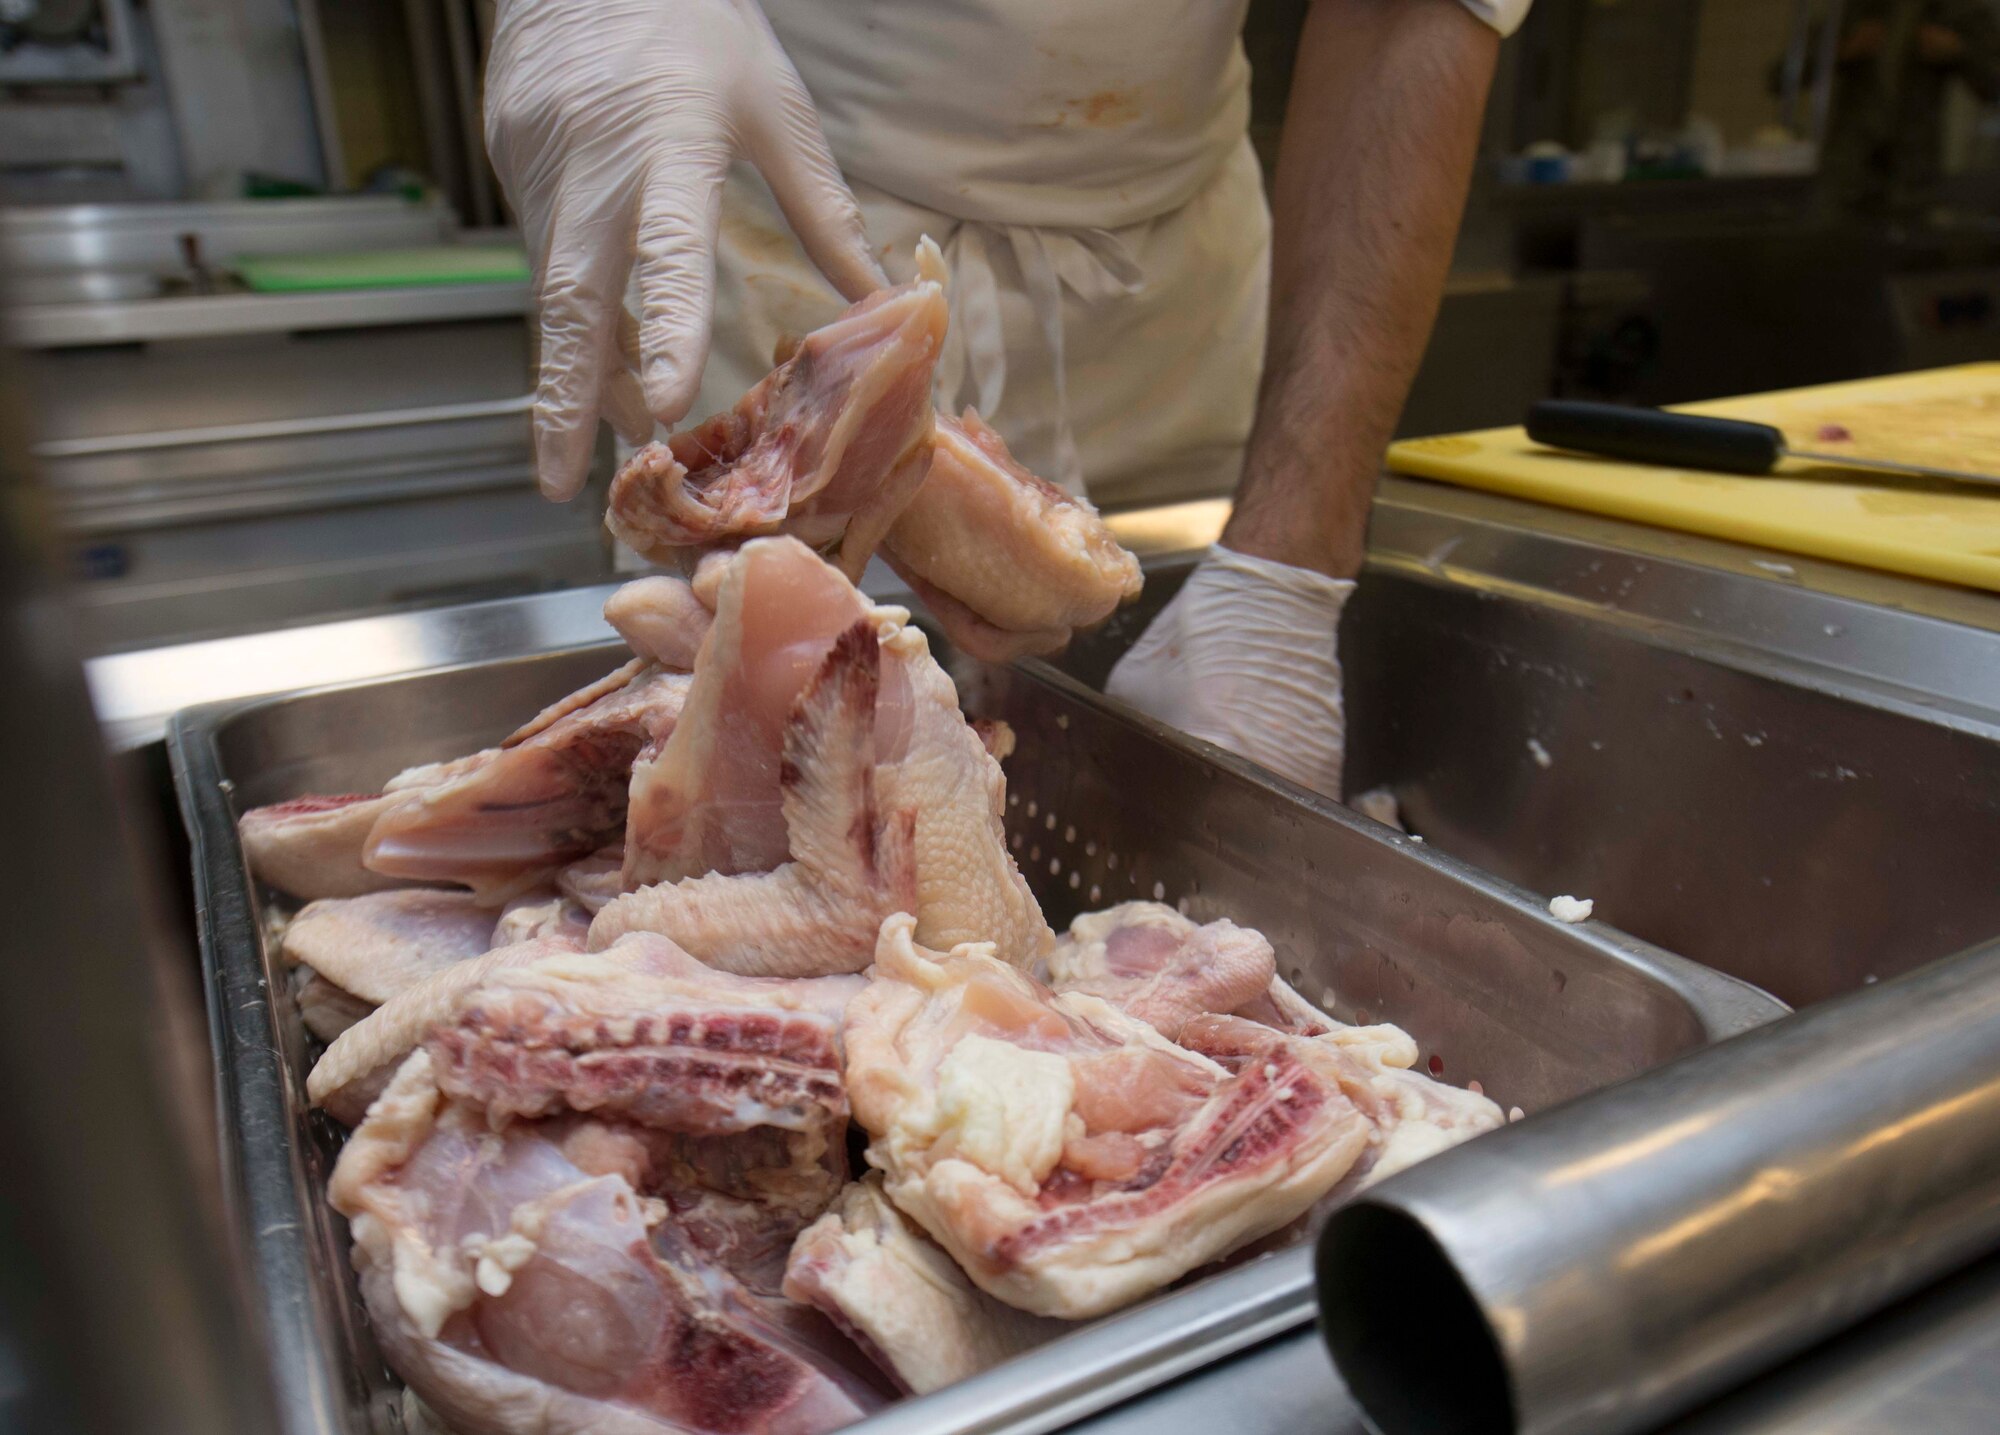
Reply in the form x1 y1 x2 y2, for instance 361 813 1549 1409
1386 364 2000 593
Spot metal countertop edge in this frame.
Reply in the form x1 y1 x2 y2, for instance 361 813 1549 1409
85 479 2000 747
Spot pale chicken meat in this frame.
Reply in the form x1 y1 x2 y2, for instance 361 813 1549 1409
240 576 709 903
309 934 586 1127
328 959 886 1435
595 619 917 979
1048 903 1506 1191
619 535 887 890
490 890 594 948
1201 975 1506 1189
281 889 497 1007
784 1174 1061 1394
365 663 693 902
602 575 715 670
417 943 859 1217
882 411 1143 663
842 915 1371 1318
593 538 1050 974
1047 902 1276 1041
606 248 949 580
239 789 421 900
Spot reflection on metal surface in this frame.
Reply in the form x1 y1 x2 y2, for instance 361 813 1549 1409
166 645 1779 1435
32 393 534 459
1317 940 2000 1435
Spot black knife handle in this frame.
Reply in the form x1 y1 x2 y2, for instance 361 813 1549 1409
1526 400 1785 475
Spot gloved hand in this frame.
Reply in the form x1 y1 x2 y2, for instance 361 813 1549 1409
486 0 887 500
1105 545 1354 798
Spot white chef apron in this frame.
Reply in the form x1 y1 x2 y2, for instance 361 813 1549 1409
686 0 1270 511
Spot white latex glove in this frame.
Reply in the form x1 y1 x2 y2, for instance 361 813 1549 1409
1105 545 1354 798
485 0 887 500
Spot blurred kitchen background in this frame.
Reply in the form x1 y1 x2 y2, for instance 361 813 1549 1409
6 0 2000 654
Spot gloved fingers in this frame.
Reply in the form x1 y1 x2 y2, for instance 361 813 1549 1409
599 308 654 446
632 136 731 426
742 46 886 303
601 365 656 451
530 185 631 501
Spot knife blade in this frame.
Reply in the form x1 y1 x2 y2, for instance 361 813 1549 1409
1525 400 2000 492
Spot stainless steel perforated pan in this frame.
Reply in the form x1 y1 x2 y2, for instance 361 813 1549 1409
169 643 1783 1435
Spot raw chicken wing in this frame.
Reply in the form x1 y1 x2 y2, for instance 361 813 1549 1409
882 411 1142 662
364 663 692 901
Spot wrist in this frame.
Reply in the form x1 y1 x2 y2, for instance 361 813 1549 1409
1220 484 1371 580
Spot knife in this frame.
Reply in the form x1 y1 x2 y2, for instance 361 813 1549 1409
1525 399 2000 492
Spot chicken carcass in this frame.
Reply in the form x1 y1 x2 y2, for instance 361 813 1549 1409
882 411 1143 663
282 889 498 1007
842 915 1371 1318
606 247 949 581
1192 980 1506 1189
329 1015 882 1435
1048 903 1506 1191
1047 902 1276 1041
594 537 1050 974
309 934 584 1127
784 1174 1061 1394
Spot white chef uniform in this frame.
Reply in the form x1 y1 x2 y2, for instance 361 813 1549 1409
679 0 1532 511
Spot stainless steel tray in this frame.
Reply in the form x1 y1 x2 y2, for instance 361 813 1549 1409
169 645 1785 1435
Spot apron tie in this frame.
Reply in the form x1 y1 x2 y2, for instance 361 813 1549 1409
936 221 1144 494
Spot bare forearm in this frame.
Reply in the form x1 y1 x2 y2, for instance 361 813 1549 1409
1222 0 1500 577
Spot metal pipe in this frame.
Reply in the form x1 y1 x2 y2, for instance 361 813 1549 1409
32 392 532 458
1316 937 2000 1435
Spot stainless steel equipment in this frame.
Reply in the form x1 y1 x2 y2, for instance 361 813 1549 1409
166 641 1781 1435
1316 934 2000 1435
3 199 608 651
1056 482 2000 1009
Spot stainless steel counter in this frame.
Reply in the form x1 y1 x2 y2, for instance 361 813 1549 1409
84 478 2000 747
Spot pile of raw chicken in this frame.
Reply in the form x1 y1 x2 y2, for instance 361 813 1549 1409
239 243 1504 1435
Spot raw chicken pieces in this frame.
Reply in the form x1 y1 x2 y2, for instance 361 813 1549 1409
842 914 1372 1318
239 577 708 904
606 248 948 580
308 933 585 1127
328 937 886 1435
784 1174 1059 1394
882 412 1143 663
1047 902 1276 1041
1054 903 1507 1192
593 538 1051 975
282 890 497 1007
365 662 692 902
240 790 418 900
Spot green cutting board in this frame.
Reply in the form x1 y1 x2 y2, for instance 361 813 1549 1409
235 244 530 293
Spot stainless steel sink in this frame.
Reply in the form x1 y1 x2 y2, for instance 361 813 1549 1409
1051 479 2000 1009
